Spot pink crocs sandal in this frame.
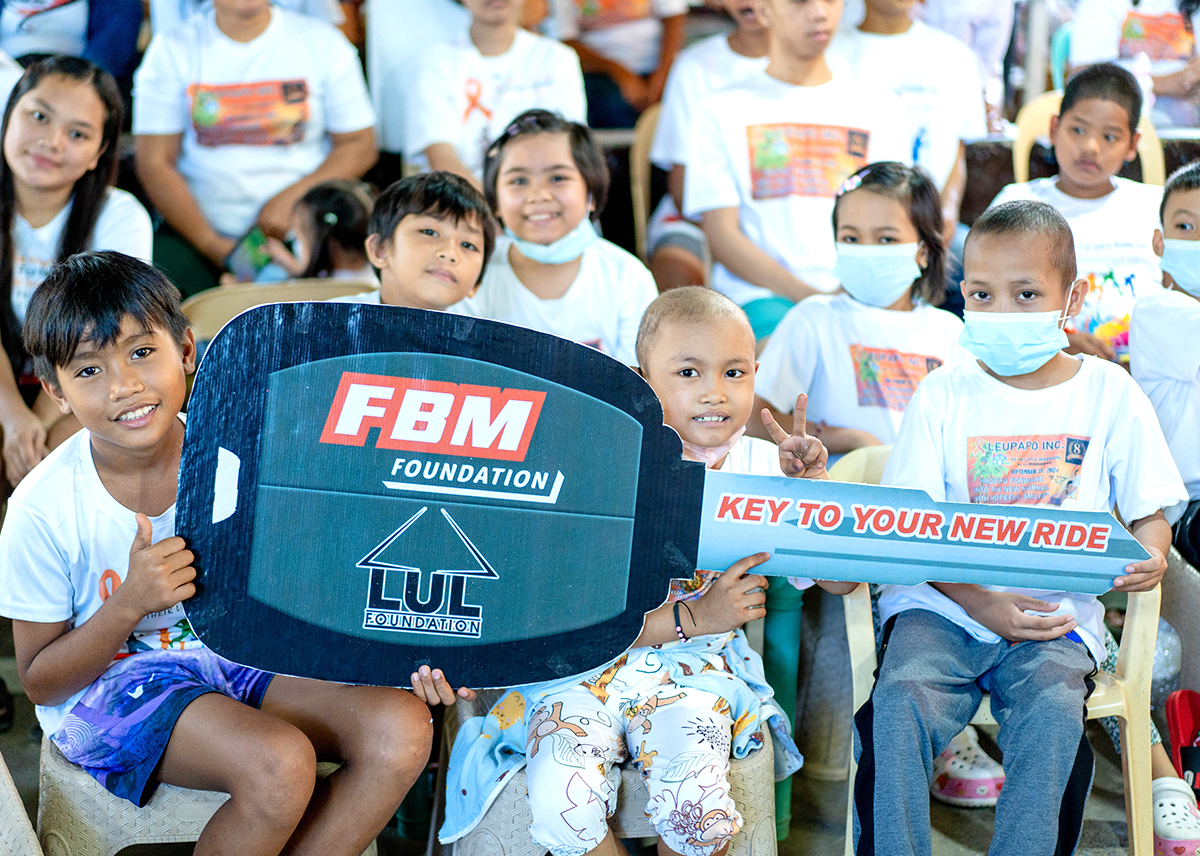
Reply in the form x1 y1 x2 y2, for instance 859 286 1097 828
1154 777 1200 856
931 725 1005 808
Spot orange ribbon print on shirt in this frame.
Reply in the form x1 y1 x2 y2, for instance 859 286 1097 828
463 78 493 122
99 569 120 601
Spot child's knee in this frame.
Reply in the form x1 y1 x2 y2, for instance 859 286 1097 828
343 687 434 775
239 723 317 820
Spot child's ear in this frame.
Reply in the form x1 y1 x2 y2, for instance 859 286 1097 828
1065 278 1088 318
635 366 645 378
41 377 72 415
180 328 197 374
1049 114 1060 140
1153 227 1164 258
365 233 389 268
915 241 928 268
1125 129 1141 163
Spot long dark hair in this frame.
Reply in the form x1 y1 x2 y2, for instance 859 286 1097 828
0 56 123 373
297 179 375 278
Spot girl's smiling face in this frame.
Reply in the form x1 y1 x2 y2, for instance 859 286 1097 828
4 74 106 199
495 132 592 245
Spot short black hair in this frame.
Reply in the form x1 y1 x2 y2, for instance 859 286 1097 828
1060 62 1142 134
369 172 497 281
635 286 751 369
965 200 1078 290
482 109 610 221
23 251 190 385
1160 160 1200 223
832 161 947 306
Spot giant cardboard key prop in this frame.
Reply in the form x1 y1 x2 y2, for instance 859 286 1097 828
179 304 1148 688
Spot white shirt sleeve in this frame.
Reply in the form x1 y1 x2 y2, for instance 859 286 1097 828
0 497 75 625
91 190 154 263
404 46 460 158
1130 291 1200 384
132 30 189 136
320 26 377 134
560 49 587 124
615 262 657 366
683 98 740 218
754 305 821 413
1104 372 1188 522
881 381 949 501
543 0 581 42
652 0 688 18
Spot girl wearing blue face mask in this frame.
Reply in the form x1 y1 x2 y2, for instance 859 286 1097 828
754 162 968 455
464 109 657 367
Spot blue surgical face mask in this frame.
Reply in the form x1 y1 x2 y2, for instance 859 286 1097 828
1161 238 1200 297
959 309 1070 377
833 242 923 308
505 217 599 265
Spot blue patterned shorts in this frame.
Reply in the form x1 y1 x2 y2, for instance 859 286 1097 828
52 647 274 805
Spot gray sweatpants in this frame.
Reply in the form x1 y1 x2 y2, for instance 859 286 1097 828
853 608 1097 856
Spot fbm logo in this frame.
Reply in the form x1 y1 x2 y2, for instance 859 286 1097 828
320 372 546 462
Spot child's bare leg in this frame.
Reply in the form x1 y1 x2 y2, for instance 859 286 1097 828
657 841 729 856
157 692 318 856
587 830 627 855
1152 742 1180 779
260 676 433 856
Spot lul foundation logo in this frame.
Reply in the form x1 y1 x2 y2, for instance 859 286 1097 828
320 372 558 638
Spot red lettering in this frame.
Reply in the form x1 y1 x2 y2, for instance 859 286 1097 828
1064 524 1087 549
852 504 875 533
1030 519 1056 547
995 517 1029 545
1054 522 1067 547
948 513 975 541
816 503 843 530
319 372 545 462
918 512 944 539
743 497 766 523
716 494 744 521
1086 525 1110 551
974 516 996 542
766 497 792 525
795 501 821 527
896 509 920 536
872 507 896 535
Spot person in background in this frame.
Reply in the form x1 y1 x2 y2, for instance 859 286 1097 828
0 0 143 81
150 0 343 33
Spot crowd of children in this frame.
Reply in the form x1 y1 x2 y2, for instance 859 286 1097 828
1 0 1200 854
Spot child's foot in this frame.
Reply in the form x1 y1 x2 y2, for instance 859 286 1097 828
930 725 1004 808
1154 777 1200 855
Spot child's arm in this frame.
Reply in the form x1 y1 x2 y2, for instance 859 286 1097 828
645 13 686 105
633 553 770 647
422 143 483 191
14 514 196 706
565 40 652 111
701 208 821 304
760 392 829 479
409 665 477 706
1113 510 1170 591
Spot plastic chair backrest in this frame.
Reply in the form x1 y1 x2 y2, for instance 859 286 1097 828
1013 89 1165 185
182 279 377 343
630 103 661 263
826 444 892 486
1050 21 1073 91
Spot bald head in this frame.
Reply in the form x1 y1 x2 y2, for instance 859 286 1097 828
635 287 753 369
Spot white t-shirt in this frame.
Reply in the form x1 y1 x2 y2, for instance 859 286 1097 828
826 21 987 187
543 0 688 75
1071 0 1200 128
11 187 153 324
650 33 768 171
989 178 1162 358
0 424 204 736
405 29 586 177
878 355 1186 665
755 293 966 444
684 70 911 306
461 235 656 366
1130 286 1200 511
151 0 343 33
714 434 814 591
0 49 23 108
0 0 87 59
133 6 377 237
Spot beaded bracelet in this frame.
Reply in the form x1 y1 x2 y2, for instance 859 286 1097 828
673 600 696 642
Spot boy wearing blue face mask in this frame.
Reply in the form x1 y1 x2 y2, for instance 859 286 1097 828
854 199 1186 856
1131 161 1200 567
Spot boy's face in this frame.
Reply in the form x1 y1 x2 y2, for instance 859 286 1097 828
722 0 765 32
1158 186 1200 243
1049 98 1139 199
961 232 1086 316
639 315 757 451
463 0 522 27
366 212 486 310
45 316 195 460
757 0 840 62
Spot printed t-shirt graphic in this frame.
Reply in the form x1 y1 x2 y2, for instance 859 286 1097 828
8 0 78 15
1119 11 1194 60
967 434 1091 506
850 344 943 411
189 79 310 147
747 124 869 201
579 0 652 30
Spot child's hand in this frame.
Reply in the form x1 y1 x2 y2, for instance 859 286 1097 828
121 514 196 617
959 589 1076 643
1 406 47 486
613 66 652 112
410 665 476 706
690 553 770 635
762 393 828 479
1065 330 1116 362
1113 545 1166 592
